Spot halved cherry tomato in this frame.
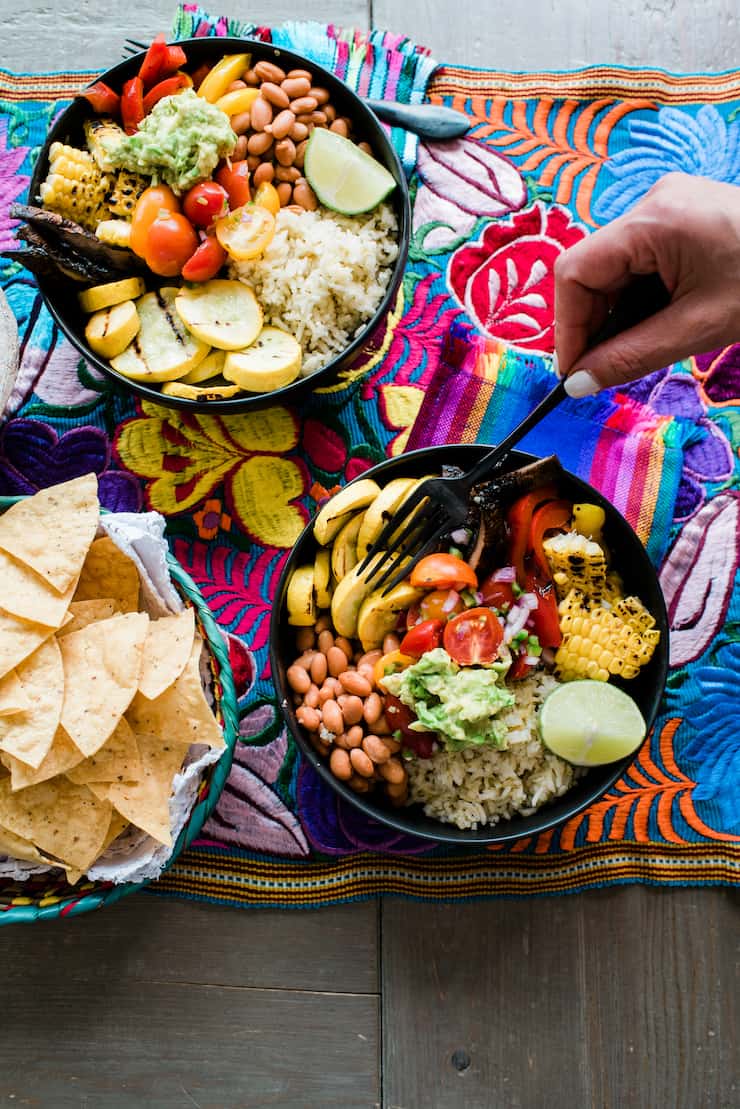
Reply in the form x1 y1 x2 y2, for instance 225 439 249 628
383 694 437 759
121 76 145 135
142 72 192 114
78 81 120 114
181 233 227 282
215 203 275 261
480 576 516 611
138 33 169 87
215 161 252 210
374 650 416 689
183 181 229 228
400 619 443 659
130 185 180 258
144 211 199 277
409 553 478 592
412 589 466 625
443 607 503 666
253 181 281 217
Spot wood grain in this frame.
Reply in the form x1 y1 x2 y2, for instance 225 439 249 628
373 0 740 71
381 888 740 1108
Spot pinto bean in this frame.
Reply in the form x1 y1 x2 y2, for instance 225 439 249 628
339 671 372 697
340 695 364 726
281 76 312 99
382 633 400 655
350 748 375 778
326 645 348 677
227 79 247 92
247 131 273 156
261 81 290 109
310 652 328 685
304 684 320 709
358 141 374 156
363 692 383 726
321 699 344 736
287 68 313 81
290 96 319 114
295 627 315 651
348 774 370 793
232 135 248 161
245 68 260 86
252 161 275 186
254 60 286 83
379 757 405 784
296 705 320 731
309 86 330 105
329 118 349 137
275 138 297 166
295 650 317 670
315 614 331 632
363 734 391 764
329 748 352 780
345 725 364 749
276 182 293 206
276 165 301 183
287 665 311 693
249 96 273 131
230 111 252 135
293 179 318 210
270 108 296 139
290 120 309 142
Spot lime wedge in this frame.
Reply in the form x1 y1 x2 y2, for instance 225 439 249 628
538 680 647 767
304 128 396 215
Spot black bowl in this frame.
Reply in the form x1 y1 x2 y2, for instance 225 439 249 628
28 37 411 413
270 446 669 846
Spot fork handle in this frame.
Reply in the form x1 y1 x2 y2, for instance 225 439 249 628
458 272 672 490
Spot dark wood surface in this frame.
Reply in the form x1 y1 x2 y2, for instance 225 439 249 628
0 887 736 1107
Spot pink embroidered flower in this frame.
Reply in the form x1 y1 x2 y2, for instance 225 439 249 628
0 120 30 251
448 201 587 353
414 137 527 251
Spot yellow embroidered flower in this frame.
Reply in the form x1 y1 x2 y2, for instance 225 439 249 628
379 385 424 455
115 400 308 548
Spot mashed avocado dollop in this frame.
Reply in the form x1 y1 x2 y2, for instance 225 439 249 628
111 89 237 193
383 648 515 752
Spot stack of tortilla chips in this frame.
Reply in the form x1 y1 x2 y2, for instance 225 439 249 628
0 474 224 883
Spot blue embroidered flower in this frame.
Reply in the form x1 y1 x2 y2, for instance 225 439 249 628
680 641 740 833
594 106 740 223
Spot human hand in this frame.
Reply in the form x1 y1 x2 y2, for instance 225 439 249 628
554 172 740 396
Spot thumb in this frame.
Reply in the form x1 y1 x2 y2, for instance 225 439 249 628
563 299 700 396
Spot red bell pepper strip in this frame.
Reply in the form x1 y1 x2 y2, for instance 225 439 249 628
529 499 572 575
138 34 170 87
142 73 192 114
78 81 120 115
164 43 187 71
507 485 558 584
121 76 145 135
525 568 562 648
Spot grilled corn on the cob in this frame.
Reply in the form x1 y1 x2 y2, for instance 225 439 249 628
84 117 125 172
543 531 608 602
95 219 132 248
555 589 658 682
107 169 148 219
39 143 110 229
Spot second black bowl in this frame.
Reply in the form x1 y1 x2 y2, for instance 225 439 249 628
270 446 669 846
27 37 411 413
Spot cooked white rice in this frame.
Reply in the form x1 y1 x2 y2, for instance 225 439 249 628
232 204 398 375
405 672 578 830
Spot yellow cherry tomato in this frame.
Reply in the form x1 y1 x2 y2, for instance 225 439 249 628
253 181 281 217
373 650 416 690
215 203 276 261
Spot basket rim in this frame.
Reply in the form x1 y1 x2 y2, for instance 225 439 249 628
0 495 239 925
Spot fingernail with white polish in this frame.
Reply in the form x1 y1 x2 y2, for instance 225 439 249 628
564 370 600 398
551 353 560 378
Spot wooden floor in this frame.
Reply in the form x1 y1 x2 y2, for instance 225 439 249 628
1 1 739 1105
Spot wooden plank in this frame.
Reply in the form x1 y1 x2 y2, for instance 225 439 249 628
381 888 739 1108
0 978 378 1108
0 893 379 994
381 894 590 1107
372 0 740 71
0 0 371 73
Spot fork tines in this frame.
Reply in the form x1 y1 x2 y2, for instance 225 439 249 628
357 484 447 596
123 39 148 56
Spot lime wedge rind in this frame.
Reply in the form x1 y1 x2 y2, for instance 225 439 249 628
538 679 647 767
304 128 396 216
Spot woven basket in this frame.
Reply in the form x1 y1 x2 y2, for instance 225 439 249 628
0 496 239 925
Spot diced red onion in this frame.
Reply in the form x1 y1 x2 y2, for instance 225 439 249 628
492 565 516 582
442 590 460 613
520 592 538 611
475 591 484 604
504 604 529 641
524 654 541 666
450 527 470 545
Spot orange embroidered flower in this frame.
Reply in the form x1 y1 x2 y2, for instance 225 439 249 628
193 498 232 541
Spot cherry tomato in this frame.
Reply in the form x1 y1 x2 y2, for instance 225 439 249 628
480 576 516 611
183 181 229 228
144 211 199 277
409 553 478 592
78 81 120 114
414 589 466 624
130 185 180 258
253 181 281 216
121 76 145 135
215 203 275 261
400 619 443 659
181 233 227 282
373 650 416 689
142 72 192 114
383 695 437 759
443 607 503 666
215 161 252 210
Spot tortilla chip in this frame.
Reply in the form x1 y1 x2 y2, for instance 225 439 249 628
0 474 99 594
74 536 140 613
127 636 225 752
0 669 30 716
5 725 84 791
0 776 112 872
138 607 195 701
57 598 117 637
66 717 142 786
90 730 184 847
0 548 77 628
0 637 63 768
0 609 56 683
98 809 130 855
59 611 148 757
0 822 50 865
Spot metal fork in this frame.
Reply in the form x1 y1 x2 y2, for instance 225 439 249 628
358 271 671 594
121 39 471 139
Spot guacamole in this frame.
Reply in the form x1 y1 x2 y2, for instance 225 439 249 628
383 648 515 752
111 89 237 193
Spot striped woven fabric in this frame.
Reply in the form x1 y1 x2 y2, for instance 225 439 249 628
0 5 738 909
